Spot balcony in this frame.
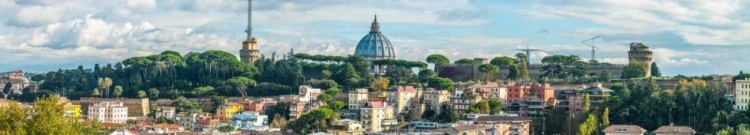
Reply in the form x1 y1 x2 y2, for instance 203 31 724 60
382 119 398 126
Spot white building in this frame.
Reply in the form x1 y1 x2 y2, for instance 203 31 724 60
360 102 396 132
88 101 128 124
298 85 322 103
155 107 176 119
736 78 750 111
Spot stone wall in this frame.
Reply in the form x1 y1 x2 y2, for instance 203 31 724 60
436 63 627 82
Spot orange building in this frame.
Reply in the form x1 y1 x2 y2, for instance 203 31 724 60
506 83 555 104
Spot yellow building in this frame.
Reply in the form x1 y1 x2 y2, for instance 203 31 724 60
63 102 82 118
328 119 365 135
360 102 397 132
216 102 243 121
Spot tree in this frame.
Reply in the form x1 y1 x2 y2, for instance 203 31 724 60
577 114 598 135
519 58 530 81
18 96 100 134
114 86 123 98
428 77 455 92
488 99 503 114
192 86 215 106
454 58 473 65
602 107 610 127
622 61 647 79
507 64 519 80
370 76 389 92
2 82 11 96
137 90 147 98
651 62 661 77
329 101 346 110
490 56 517 66
317 93 332 101
599 70 611 82
173 96 201 113
0 98 27 134
425 54 450 65
156 116 168 124
321 70 332 79
325 87 343 97
422 110 437 120
218 125 235 135
92 88 101 97
436 104 459 123
148 88 160 99
418 69 437 84
97 78 112 98
582 93 590 113
478 64 499 82
227 77 256 99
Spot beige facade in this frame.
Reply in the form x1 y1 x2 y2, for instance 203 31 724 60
474 115 531 135
386 86 417 115
423 89 450 112
348 89 369 110
78 97 149 117
603 125 647 135
465 83 507 103
360 102 396 132
450 92 483 114
736 78 750 111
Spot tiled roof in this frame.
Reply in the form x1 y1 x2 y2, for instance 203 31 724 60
602 125 647 133
365 102 390 108
653 126 696 134
389 86 417 93
436 124 485 133
153 123 181 130
474 115 531 122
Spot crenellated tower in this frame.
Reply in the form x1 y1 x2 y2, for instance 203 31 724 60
628 42 653 77
240 0 260 63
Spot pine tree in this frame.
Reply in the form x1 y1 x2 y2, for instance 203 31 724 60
582 93 590 113
602 107 610 127
650 62 661 77
519 59 530 81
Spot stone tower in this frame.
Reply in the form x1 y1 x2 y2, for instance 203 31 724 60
628 42 653 77
240 0 260 63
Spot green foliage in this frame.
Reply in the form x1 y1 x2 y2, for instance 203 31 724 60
114 86 123 98
436 104 459 123
287 107 339 134
582 93 590 113
418 69 437 83
602 107 610 127
466 100 502 114
173 96 201 113
518 58 530 81
507 64 519 80
325 87 343 97
651 62 661 77
428 77 454 91
599 70 611 82
454 58 473 65
421 110 437 120
426 54 450 65
540 55 589 79
0 96 102 134
137 90 147 98
371 59 428 69
604 79 733 133
227 76 256 99
91 88 101 97
577 114 598 135
218 125 235 134
370 77 389 92
293 53 347 63
317 93 332 101
148 88 160 99
329 101 346 110
734 70 750 83
249 83 293 97
308 79 338 90
385 66 417 86
490 56 516 66
265 102 290 122
478 64 499 82
622 61 648 79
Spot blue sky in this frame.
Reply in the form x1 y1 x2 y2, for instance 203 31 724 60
0 0 748 76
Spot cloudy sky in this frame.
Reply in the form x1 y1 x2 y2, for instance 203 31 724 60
1 0 748 76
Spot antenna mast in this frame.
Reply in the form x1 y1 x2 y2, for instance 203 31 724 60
245 0 253 41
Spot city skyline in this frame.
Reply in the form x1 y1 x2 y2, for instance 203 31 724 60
0 0 748 76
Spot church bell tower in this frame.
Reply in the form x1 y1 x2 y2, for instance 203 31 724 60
240 0 260 63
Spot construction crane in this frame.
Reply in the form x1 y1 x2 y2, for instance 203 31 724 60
581 36 601 61
514 44 544 59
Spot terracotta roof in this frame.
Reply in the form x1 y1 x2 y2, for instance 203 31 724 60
436 124 485 133
602 125 647 134
474 115 531 122
364 102 390 109
389 86 417 93
653 126 696 134
153 123 181 130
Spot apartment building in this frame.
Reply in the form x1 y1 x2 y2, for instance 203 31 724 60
360 102 397 132
87 101 128 123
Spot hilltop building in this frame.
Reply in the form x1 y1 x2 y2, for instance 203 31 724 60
736 78 750 111
239 0 260 62
628 42 654 77
354 15 396 74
